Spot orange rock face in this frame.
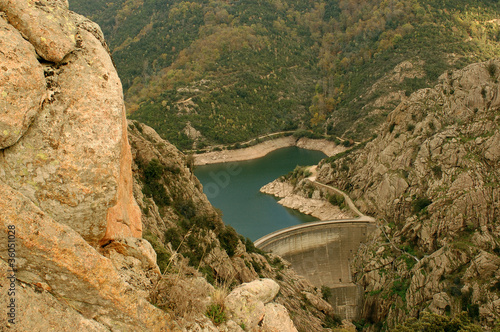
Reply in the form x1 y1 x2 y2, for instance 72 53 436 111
0 9 142 246
101 109 142 245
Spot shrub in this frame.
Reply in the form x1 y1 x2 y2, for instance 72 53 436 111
164 227 182 250
250 260 262 274
487 62 497 79
328 193 345 207
269 257 284 270
142 231 171 273
342 139 353 147
389 122 396 133
174 199 197 220
244 237 265 254
293 129 322 139
322 315 342 328
412 197 432 214
144 159 165 181
218 226 239 257
321 285 332 301
392 312 482 331
390 279 410 302
141 159 171 207
205 304 226 325
199 266 216 285
431 165 442 178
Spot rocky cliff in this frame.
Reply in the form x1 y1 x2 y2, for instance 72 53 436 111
0 2 342 331
0 0 177 330
311 60 500 329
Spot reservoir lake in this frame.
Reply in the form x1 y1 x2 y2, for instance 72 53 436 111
194 147 327 241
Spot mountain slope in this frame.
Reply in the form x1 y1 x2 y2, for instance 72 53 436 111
70 0 321 149
311 59 500 329
70 0 500 149
0 1 340 330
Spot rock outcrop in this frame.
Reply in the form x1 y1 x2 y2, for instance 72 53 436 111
0 15 46 149
0 0 77 63
0 182 174 331
312 59 500 329
0 2 171 331
0 0 141 246
224 279 280 327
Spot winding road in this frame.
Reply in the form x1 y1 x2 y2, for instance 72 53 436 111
255 166 375 247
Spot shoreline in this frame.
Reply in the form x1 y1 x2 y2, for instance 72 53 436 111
193 136 347 166
259 178 356 221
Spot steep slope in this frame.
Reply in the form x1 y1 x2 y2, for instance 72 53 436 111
70 0 321 149
0 1 176 330
69 0 500 149
314 0 500 141
127 120 347 331
311 59 500 329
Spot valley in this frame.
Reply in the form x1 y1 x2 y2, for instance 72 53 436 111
70 0 500 149
0 0 499 331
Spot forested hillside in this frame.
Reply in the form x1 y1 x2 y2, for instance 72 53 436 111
69 0 500 149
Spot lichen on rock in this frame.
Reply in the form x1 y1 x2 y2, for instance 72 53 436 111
0 9 140 246
0 16 46 149
0 0 77 63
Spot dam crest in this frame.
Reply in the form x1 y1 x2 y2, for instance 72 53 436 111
255 179 376 320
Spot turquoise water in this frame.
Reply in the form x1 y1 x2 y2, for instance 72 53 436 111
194 147 327 241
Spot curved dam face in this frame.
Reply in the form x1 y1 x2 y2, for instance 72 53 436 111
255 220 376 320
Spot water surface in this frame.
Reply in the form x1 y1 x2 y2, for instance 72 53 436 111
194 147 326 241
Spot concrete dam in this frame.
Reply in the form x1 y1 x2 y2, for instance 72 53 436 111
254 218 376 320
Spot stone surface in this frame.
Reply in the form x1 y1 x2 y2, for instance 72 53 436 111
302 292 335 316
464 250 500 279
428 292 451 315
0 260 109 331
224 279 280 330
0 0 77 63
0 181 176 331
219 320 245 332
317 59 500 329
231 279 280 304
260 303 298 332
0 16 140 245
0 3 335 332
0 16 46 149
260 179 354 220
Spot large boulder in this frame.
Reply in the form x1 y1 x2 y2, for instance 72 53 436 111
0 0 77 63
0 16 46 149
224 279 295 331
0 9 140 246
0 4 160 330
0 181 177 331
260 303 298 332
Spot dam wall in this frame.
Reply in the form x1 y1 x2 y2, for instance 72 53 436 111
255 220 376 320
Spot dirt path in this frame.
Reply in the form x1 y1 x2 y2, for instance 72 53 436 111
305 166 374 221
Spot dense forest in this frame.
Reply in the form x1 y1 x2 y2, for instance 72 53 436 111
70 0 500 149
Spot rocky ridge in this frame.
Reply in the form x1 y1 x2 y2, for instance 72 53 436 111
311 59 500 329
0 0 175 330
